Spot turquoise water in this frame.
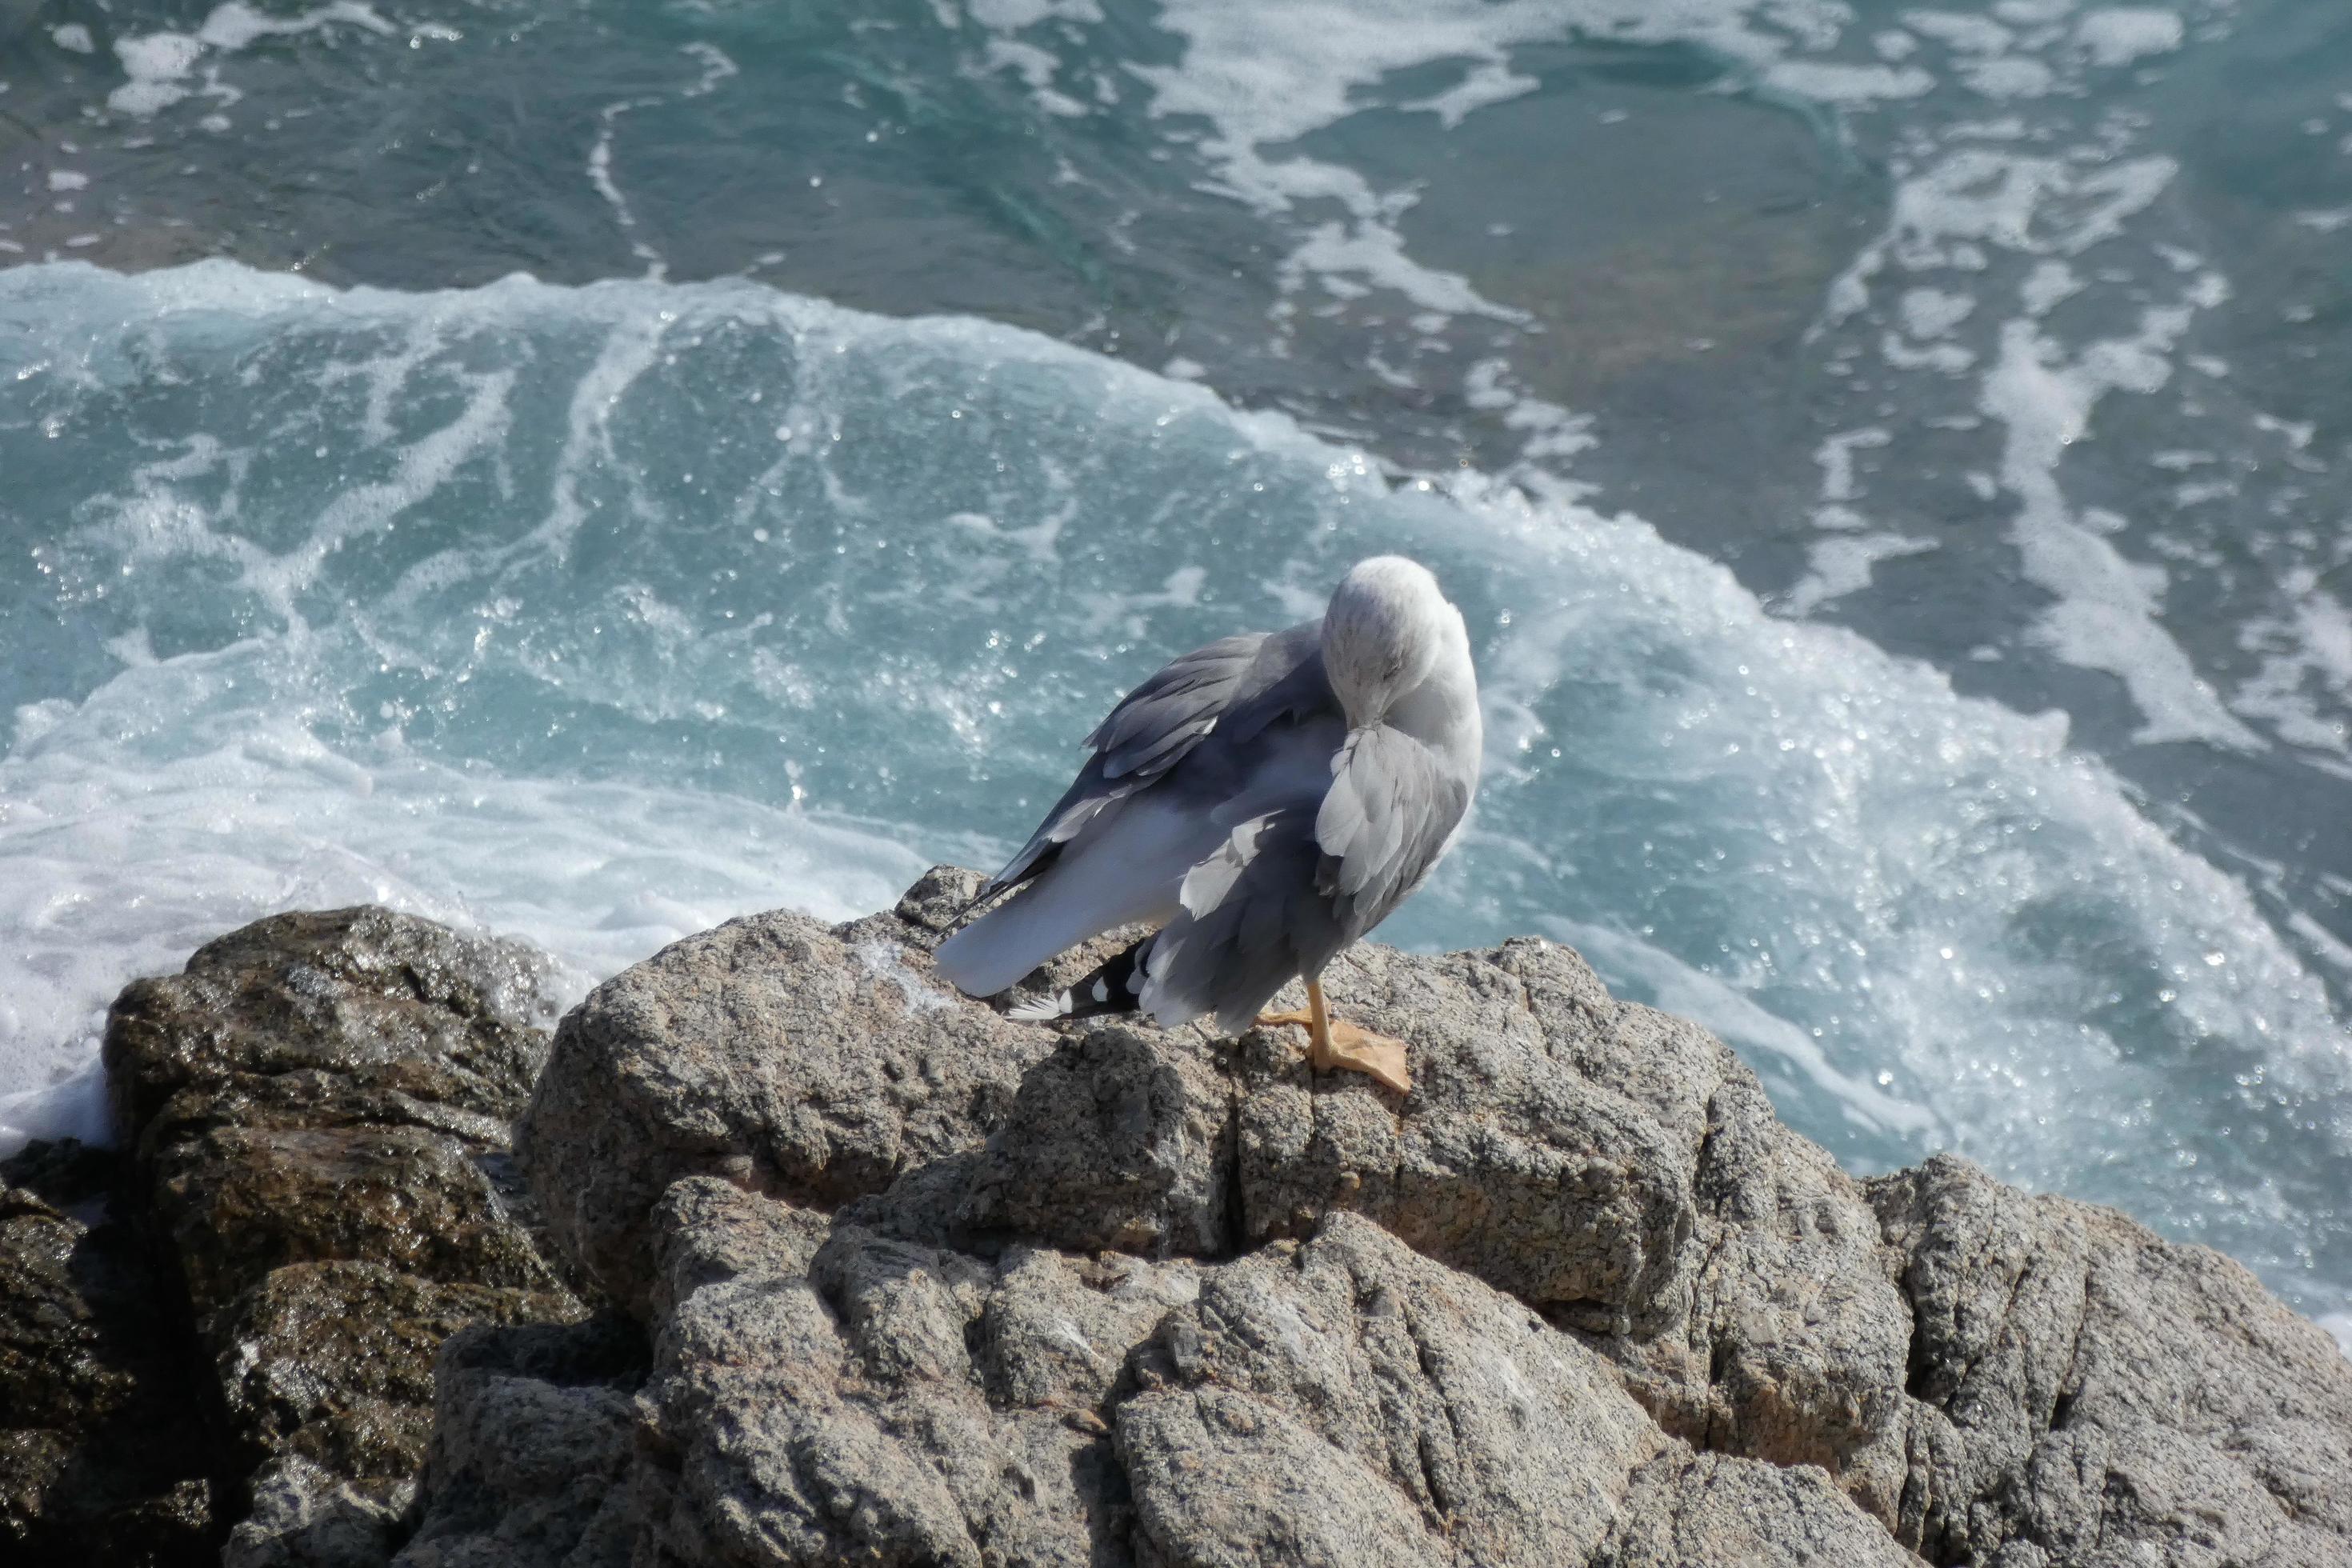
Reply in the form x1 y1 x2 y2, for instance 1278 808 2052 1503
2 2 2347 1341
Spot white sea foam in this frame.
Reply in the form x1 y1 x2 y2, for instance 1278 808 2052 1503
1982 312 2262 750
1117 0 1851 332
969 0 2312 800
1903 14 2012 54
1785 532 1940 617
1404 59 1541 130
106 2 390 120
967 0 1103 29
1798 0 2318 763
1814 426 1891 508
950 0 2306 795
1101 0 2190 358
109 33 204 117
1899 286 1976 339
585 45 741 282
2074 8 2187 68
2234 574 2352 764
1759 61 1936 103
197 2 391 51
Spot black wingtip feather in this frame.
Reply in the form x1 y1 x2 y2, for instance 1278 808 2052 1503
1006 934 1152 1024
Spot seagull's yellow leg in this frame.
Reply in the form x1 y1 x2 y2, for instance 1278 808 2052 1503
1254 977 1412 1094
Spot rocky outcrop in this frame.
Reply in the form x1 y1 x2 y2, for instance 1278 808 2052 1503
12 875 2342 1564
471 866 2352 1567
95 906 584 1566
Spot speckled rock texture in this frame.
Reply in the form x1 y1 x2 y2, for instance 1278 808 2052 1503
100 906 584 1567
478 866 2352 1567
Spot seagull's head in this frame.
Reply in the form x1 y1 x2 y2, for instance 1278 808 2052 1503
1321 555 1465 726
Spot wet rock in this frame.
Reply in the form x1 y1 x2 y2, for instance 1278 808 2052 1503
226 1456 414 1568
106 906 553 1143
100 906 582 1566
0 1138 216 1566
487 866 2352 1567
218 1262 581 1548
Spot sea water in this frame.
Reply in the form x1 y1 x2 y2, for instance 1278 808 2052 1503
1 0 2346 1342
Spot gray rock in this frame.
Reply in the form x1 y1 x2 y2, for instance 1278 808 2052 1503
1598 1450 1918 1567
621 1177 1150 1566
1117 1212 1668 1566
518 868 1068 1313
478 866 2352 1567
1871 1155 2352 1566
1234 940 1705 1334
99 906 582 1566
964 1022 1237 1257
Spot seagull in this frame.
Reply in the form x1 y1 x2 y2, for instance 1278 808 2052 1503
934 555 1481 1094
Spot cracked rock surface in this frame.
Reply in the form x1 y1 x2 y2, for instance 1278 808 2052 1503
468 866 2352 1566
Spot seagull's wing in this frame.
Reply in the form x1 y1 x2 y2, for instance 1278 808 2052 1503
1314 723 1473 942
970 622 1328 902
936 622 1338 1001
1086 633 1264 781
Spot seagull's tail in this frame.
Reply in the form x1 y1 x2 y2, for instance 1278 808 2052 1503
934 794 1203 998
1004 934 1154 1023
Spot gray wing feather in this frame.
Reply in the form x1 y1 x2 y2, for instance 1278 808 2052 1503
1086 633 1262 779
974 622 1331 901
1314 725 1470 940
